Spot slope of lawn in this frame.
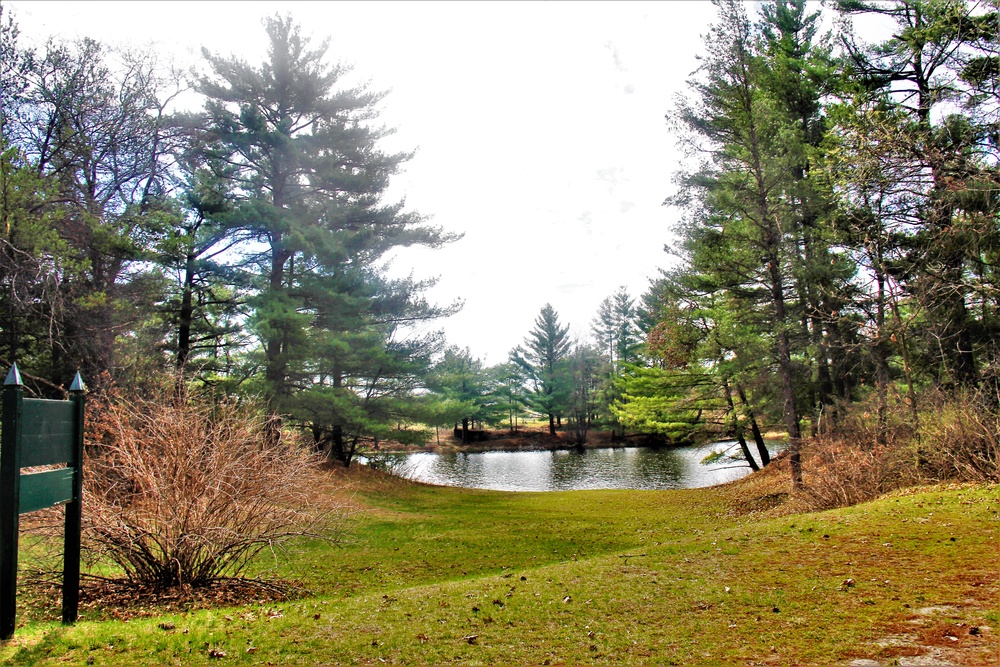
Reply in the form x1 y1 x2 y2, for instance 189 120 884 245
1 466 997 666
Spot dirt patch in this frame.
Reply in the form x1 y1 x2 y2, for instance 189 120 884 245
854 613 997 667
21 576 302 622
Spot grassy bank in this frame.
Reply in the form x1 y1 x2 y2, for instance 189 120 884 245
2 466 997 666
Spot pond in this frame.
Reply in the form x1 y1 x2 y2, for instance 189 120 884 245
375 440 782 492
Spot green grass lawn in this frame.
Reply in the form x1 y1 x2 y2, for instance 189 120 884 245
2 469 997 666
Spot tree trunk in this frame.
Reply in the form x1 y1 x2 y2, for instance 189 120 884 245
264 235 291 401
736 384 770 467
765 228 802 488
723 379 759 471
176 251 196 370
873 266 890 448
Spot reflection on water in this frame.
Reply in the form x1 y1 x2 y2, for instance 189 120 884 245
386 440 781 492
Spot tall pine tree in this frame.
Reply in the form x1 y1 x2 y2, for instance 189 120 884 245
513 304 572 435
198 15 457 449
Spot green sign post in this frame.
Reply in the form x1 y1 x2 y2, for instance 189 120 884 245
0 364 85 640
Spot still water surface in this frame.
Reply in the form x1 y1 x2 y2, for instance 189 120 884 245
383 441 780 492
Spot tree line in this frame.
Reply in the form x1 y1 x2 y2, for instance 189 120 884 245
1 0 997 484
436 0 1000 492
640 0 1000 487
0 7 640 465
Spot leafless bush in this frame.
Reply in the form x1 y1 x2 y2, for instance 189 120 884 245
84 390 342 589
915 392 1000 483
803 440 917 511
803 390 999 510
829 391 917 450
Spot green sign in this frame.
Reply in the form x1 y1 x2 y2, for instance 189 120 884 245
0 364 85 640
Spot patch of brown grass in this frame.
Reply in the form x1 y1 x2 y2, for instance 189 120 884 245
714 451 804 517
800 438 919 511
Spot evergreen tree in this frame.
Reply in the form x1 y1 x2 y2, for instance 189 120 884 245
761 0 859 431
591 287 641 439
835 0 1000 390
156 155 250 375
667 0 815 486
2 26 181 389
512 304 572 435
591 287 641 368
197 15 457 448
426 346 502 443
490 361 529 434
566 343 603 446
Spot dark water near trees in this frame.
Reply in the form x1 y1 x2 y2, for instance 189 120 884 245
378 440 782 492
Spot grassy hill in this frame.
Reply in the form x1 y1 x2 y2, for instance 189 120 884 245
2 463 996 666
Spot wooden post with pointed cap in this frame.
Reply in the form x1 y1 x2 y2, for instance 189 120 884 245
0 365 86 638
62 372 85 625
0 364 24 640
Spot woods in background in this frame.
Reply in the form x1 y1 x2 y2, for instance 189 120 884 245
1 1 998 486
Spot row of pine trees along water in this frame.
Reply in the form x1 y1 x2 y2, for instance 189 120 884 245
0 1 998 491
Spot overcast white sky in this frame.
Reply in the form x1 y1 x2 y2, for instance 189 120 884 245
8 1 723 364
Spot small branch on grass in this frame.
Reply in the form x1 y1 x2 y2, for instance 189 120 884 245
619 553 647 565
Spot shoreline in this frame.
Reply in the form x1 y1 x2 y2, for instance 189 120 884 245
375 427 788 456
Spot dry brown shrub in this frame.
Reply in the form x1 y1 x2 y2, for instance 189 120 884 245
800 390 999 510
913 391 1000 483
801 439 918 511
83 390 343 589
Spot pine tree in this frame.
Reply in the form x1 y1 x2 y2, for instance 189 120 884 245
667 0 812 486
835 0 1000 389
3 27 180 388
591 287 641 439
426 347 502 443
198 15 456 450
513 304 572 435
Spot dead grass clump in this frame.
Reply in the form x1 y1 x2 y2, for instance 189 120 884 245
716 453 802 517
84 390 342 590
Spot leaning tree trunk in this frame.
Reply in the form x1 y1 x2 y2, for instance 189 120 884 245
736 384 770 467
723 378 759 471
